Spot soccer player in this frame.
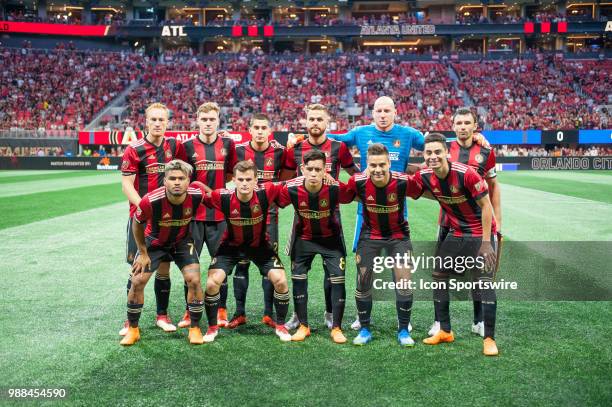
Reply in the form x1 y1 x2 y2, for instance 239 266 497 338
281 103 359 330
121 160 205 346
345 143 423 346
119 102 187 336
429 108 502 338
414 133 499 356
276 149 355 343
181 102 237 328
230 114 286 329
196 161 292 342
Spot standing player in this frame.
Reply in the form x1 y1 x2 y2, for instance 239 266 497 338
276 150 355 343
414 133 499 356
121 160 205 346
429 108 502 338
281 104 359 330
196 161 292 343
230 114 286 329
119 102 187 336
181 102 237 328
345 143 423 346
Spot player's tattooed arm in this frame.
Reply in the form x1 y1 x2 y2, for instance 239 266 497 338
121 174 142 207
131 221 150 275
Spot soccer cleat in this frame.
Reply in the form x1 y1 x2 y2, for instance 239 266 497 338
472 321 485 338
119 320 129 336
350 316 361 331
275 325 292 342
353 327 373 346
217 308 229 328
428 321 441 337
291 325 311 342
285 312 299 330
203 326 219 343
261 315 276 328
423 329 455 345
227 315 247 329
155 315 177 332
120 326 140 346
483 337 499 356
330 328 347 344
188 327 204 345
397 329 415 347
177 310 191 328
324 311 333 329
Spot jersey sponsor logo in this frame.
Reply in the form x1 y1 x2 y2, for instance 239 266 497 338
298 209 331 219
437 195 468 205
257 170 276 180
320 199 328 207
388 193 397 202
393 139 401 148
195 161 224 171
389 152 400 161
158 218 191 227
365 204 399 214
145 163 166 174
475 153 484 164
229 215 264 226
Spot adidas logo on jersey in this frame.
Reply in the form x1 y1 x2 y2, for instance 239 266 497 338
192 152 198 158
163 213 171 219
433 188 440 193
367 195 374 201
232 209 239 215
300 201 307 207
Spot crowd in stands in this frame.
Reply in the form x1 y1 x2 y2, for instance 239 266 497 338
452 59 609 130
4 9 125 25
0 47 145 131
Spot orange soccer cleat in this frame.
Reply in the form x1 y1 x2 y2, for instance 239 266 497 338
483 337 499 356
188 327 204 345
120 326 141 346
330 328 347 344
291 325 311 342
217 308 229 328
423 329 455 345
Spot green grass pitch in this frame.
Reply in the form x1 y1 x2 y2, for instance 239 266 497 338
1 170 611 405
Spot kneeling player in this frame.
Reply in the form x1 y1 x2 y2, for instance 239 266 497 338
121 160 206 346
345 143 423 346
197 161 291 342
276 150 354 343
414 133 499 356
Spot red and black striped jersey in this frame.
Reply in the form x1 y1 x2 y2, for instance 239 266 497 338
346 171 422 240
235 140 286 185
276 177 354 240
121 137 186 216
134 185 202 248
183 135 238 222
202 183 282 247
283 137 358 180
414 162 497 237
440 141 497 228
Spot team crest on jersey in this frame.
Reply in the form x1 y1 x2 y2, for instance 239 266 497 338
388 193 397 202
475 153 484 164
220 148 227 157
450 185 459 193
184 207 192 217
320 199 328 207
252 204 261 213
367 195 374 201
163 212 171 219
393 139 401 148
232 209 239 215
165 150 172 159
121 161 129 170
475 181 484 191
265 158 273 167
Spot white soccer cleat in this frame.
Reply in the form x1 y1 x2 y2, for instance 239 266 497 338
275 325 292 342
472 321 484 337
324 311 333 329
119 320 129 336
285 312 300 330
428 321 441 337
203 326 219 343
350 316 361 331
155 315 177 332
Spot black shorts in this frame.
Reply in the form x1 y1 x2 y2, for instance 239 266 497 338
435 234 497 275
210 243 283 276
191 220 227 257
125 217 138 264
291 237 346 277
284 207 346 257
356 238 414 271
134 238 200 273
